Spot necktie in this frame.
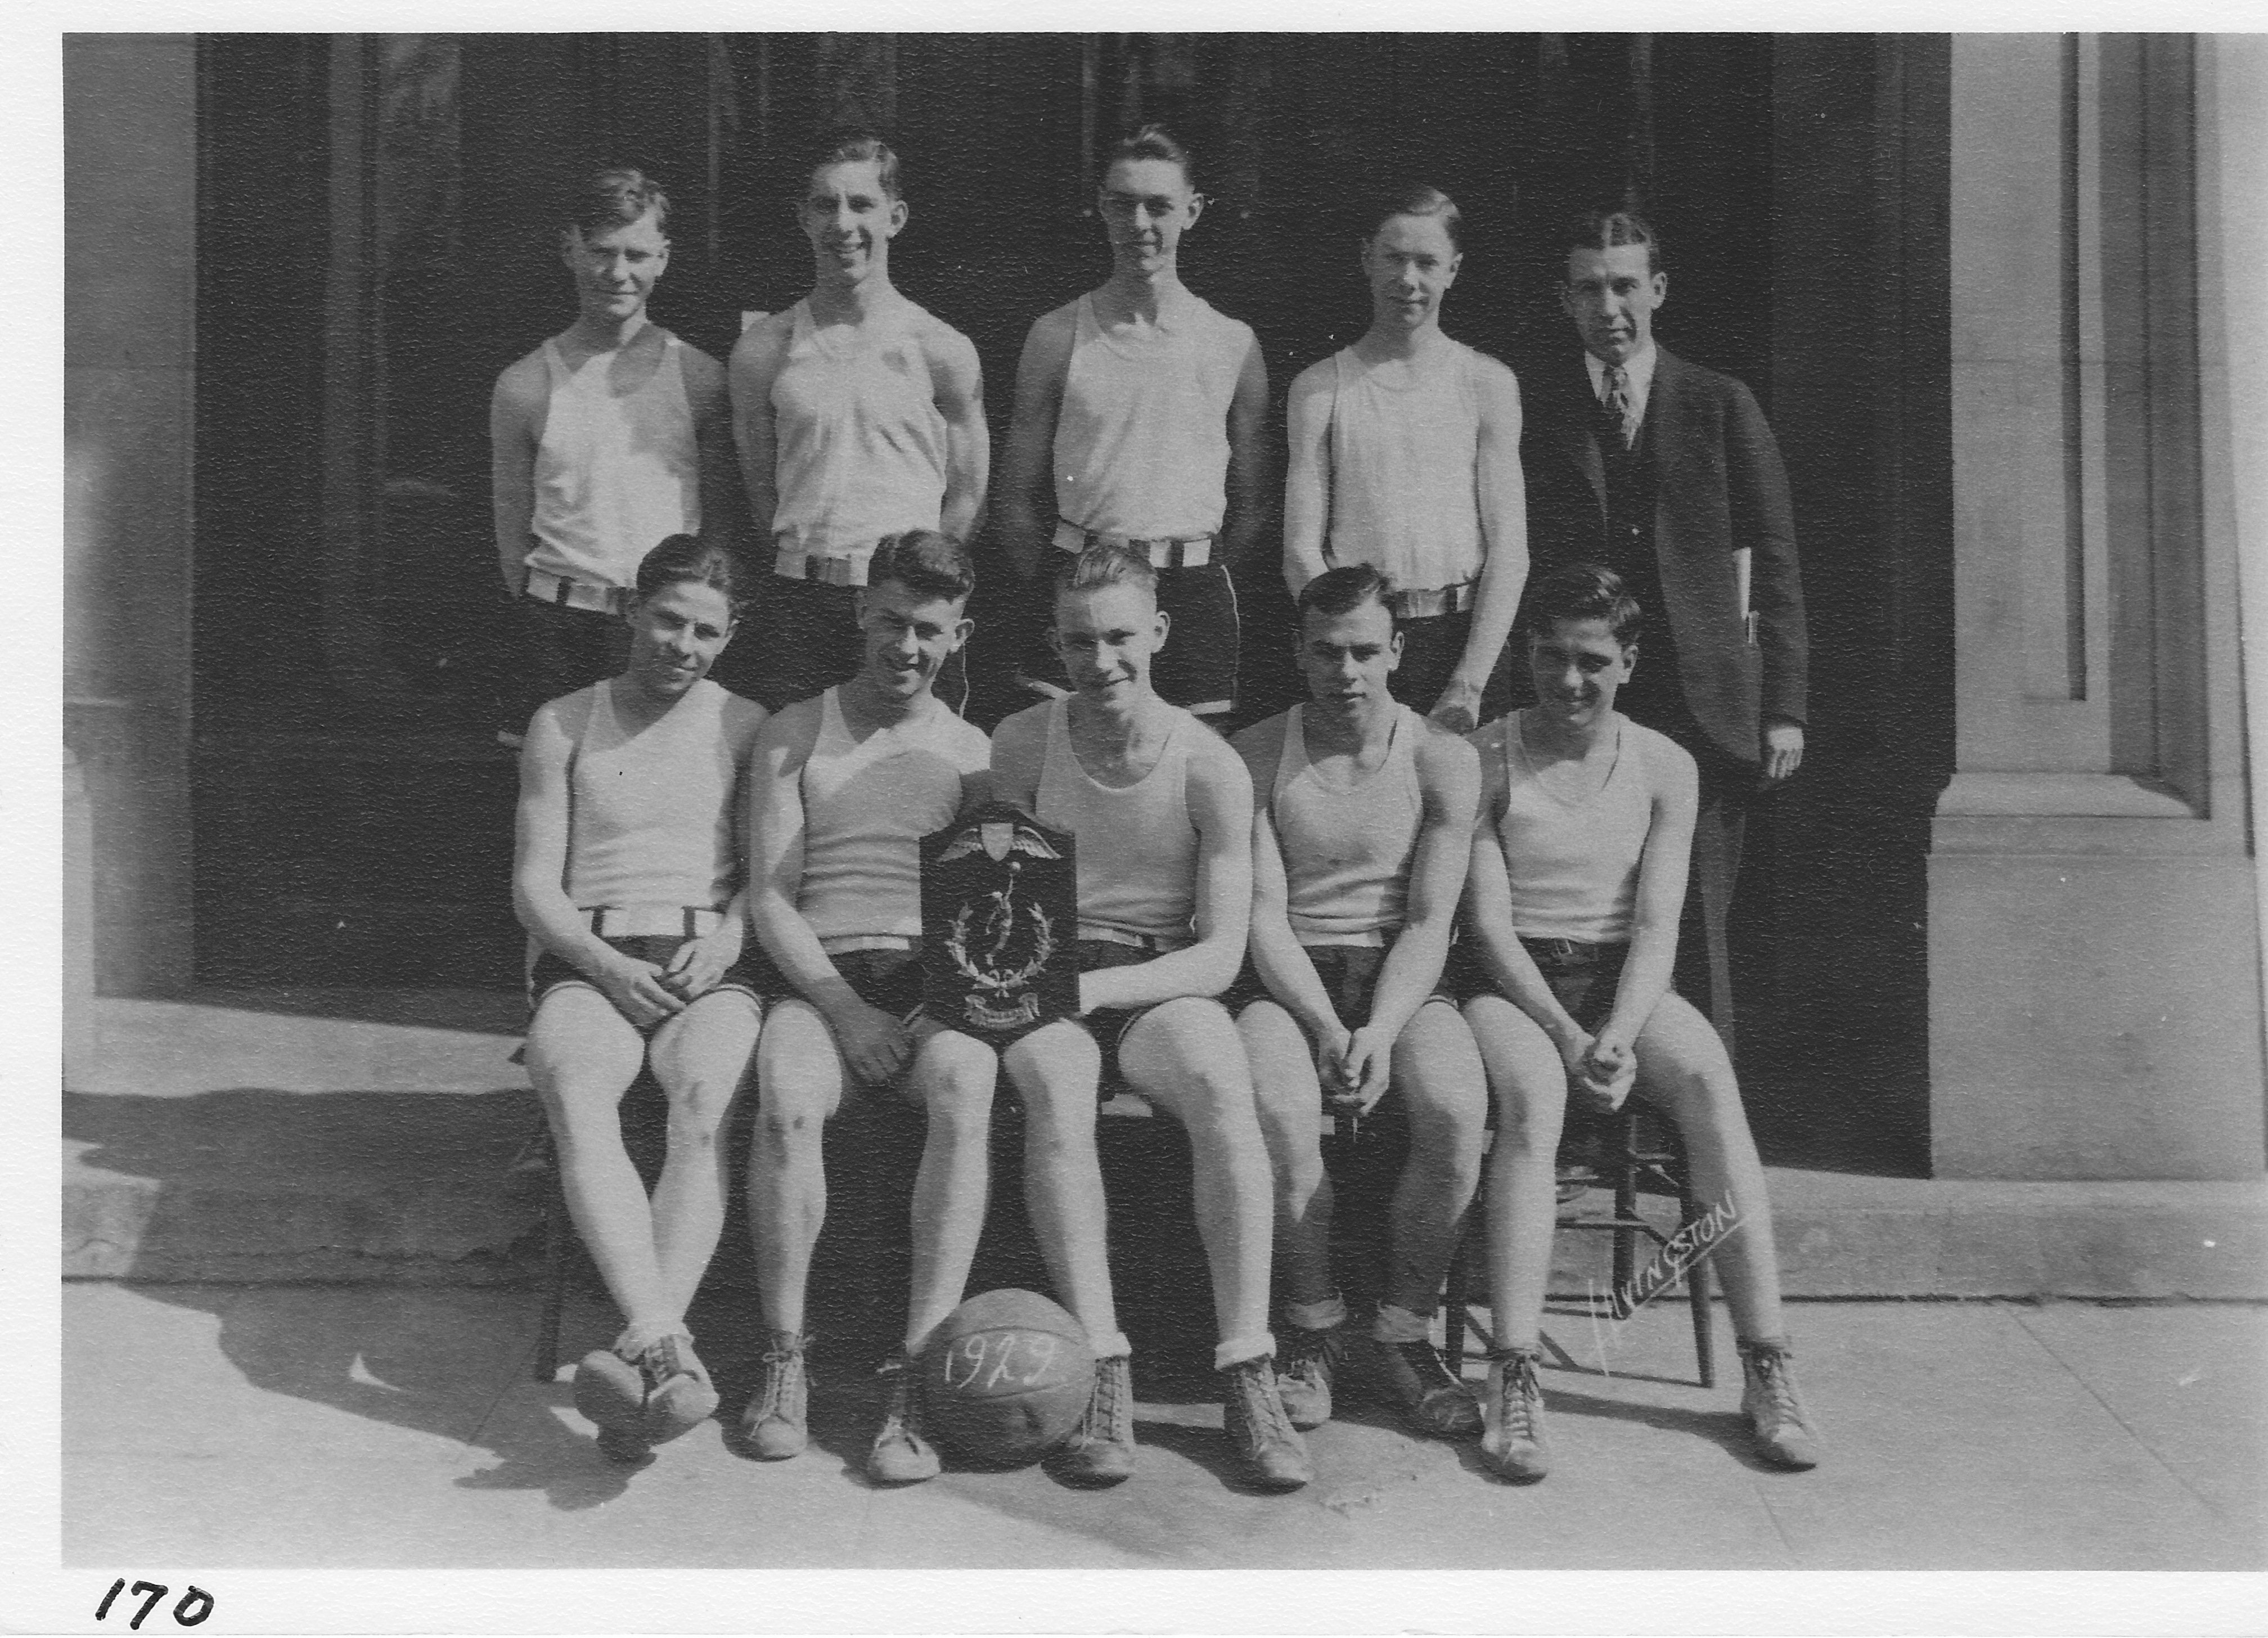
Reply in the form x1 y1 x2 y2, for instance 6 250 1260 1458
1601 365 1637 449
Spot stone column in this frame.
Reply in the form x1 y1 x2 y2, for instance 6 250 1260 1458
1930 34 2264 1178
64 35 197 994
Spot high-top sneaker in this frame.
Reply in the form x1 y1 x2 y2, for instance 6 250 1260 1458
740 1329 813 1460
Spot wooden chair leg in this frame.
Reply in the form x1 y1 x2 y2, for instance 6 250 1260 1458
1610 1109 1641 1293
1674 1154 1717 1389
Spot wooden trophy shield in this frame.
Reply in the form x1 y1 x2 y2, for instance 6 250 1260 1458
920 804 1079 1037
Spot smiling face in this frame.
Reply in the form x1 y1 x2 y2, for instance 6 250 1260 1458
1525 615 1636 733
801 158 905 287
1562 241 1667 367
624 579 735 702
1051 580 1167 701
1097 156 1202 281
562 209 669 326
1298 595 1402 719
854 577 971 703
1364 212 1461 335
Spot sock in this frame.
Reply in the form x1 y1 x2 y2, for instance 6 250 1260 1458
1214 1332 1276 1372
1283 1293 1348 1332
1371 1302 1435 1344
1087 1329 1133 1361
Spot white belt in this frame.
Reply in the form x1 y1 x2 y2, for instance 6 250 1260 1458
1052 520 1214 568
585 905 726 939
772 544 875 586
1298 931 1392 949
1078 923 1193 952
820 934 916 956
1389 580 1478 619
525 570 630 615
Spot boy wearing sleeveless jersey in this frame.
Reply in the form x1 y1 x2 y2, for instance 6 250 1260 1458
988 545 1311 1493
1230 567 1489 1439
492 169 740 745
725 132 988 714
513 536 768 1464
1000 126 1267 719
737 531 994 1484
1460 564 1822 1483
1283 185 1528 734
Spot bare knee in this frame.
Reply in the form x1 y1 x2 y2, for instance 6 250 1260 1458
919 1054 996 1145
754 1077 831 1157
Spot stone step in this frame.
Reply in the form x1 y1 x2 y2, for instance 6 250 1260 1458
60 994 2268 1297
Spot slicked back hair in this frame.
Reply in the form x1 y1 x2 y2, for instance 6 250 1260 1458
1564 208 1662 277
634 534 746 615
1519 562 1643 649
809 127 902 201
1367 183 1462 254
867 529 975 605
1052 542 1159 616
564 167 669 239
1101 124 1196 192
1297 564 1401 638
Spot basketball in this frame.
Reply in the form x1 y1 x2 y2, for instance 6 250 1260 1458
920 1289 1096 1466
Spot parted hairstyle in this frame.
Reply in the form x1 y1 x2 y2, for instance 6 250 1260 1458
634 534 747 615
1564 208 1662 277
1052 542 1159 611
1366 183 1462 253
1102 124 1197 191
562 167 670 239
868 529 975 605
809 128 902 201
1519 562 1644 648
1297 564 1402 637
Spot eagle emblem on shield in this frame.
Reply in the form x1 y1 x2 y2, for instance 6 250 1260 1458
920 803 1078 1035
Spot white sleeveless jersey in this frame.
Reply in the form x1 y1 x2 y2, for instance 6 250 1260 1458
769 300 951 556
1323 341 1487 593
1270 703 1425 944
527 331 701 590
1490 712 1672 944
562 679 740 912
1032 699 1201 944
1052 293 1253 541
797 688 990 945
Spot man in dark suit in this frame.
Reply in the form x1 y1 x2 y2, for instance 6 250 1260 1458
1520 210 1807 1052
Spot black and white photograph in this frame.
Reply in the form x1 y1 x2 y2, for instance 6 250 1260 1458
35 11 2268 1631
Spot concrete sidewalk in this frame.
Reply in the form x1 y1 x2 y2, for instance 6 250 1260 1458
64 1281 2266 1570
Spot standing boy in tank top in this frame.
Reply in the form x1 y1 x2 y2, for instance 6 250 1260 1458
1229 566 1490 1441
491 169 741 745
735 532 996 1486
1282 185 1528 732
513 536 767 1465
725 132 988 713
988 545 1312 1492
1000 125 1268 721
1459 564 1821 1483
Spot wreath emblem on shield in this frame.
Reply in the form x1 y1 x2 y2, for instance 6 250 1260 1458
933 817 1068 1033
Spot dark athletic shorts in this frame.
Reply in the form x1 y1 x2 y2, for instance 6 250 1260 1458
529 933 764 1028
1388 608 1517 726
1019 560 1241 717
1066 937 1208 1095
1451 936 1629 1036
718 573 968 716
503 595 631 742
1225 939 1457 1033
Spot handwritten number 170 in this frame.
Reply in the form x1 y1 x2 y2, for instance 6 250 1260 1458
95 1580 214 1630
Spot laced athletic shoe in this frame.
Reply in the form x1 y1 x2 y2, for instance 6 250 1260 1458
1479 1347 1551 1482
573 1328 716 1460
1738 1338 1823 1470
1365 1335 1483 1438
1046 1353 1137 1487
867 1352 942 1485
740 1330 813 1460
1221 1356 1314 1492
1275 1324 1346 1430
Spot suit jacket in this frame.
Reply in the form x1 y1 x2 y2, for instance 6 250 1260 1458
1521 345 1807 769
